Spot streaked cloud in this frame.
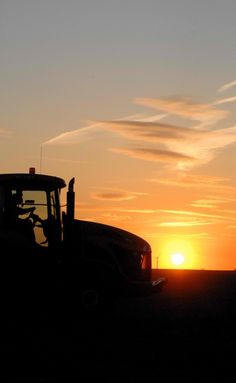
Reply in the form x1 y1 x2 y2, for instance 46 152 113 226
190 196 236 209
213 96 236 105
190 200 226 209
91 188 146 201
42 92 236 171
76 203 236 225
75 205 157 214
148 173 236 195
111 147 195 164
91 192 137 201
158 208 236 224
159 219 215 227
135 97 227 124
100 119 204 143
218 80 236 93
103 120 236 169
91 192 136 201
144 231 210 239
43 123 101 145
156 207 236 229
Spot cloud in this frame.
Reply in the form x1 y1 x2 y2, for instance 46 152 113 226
159 208 236 222
160 173 228 187
74 204 157 214
90 187 147 201
111 147 195 165
218 80 236 93
135 97 227 124
147 232 210 239
91 192 138 201
100 97 236 170
148 173 236 195
213 96 236 106
100 119 204 143
167 125 236 169
42 94 236 171
159 219 215 227
156 208 236 230
43 123 101 145
106 122 236 170
190 199 229 209
156 210 224 229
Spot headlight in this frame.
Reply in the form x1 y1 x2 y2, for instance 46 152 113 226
142 244 151 253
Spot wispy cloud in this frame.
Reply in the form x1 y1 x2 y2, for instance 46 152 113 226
160 208 236 222
43 123 101 145
189 196 236 209
91 188 147 201
75 205 157 214
101 98 236 170
190 199 228 209
100 119 205 143
148 173 236 195
159 219 215 227
146 232 210 239
42 89 236 171
218 80 236 93
75 203 236 224
91 192 136 201
213 96 236 105
135 97 227 124
156 208 236 229
111 147 195 165
100 118 236 169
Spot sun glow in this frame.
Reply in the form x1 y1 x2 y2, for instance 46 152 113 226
158 239 196 269
171 252 185 266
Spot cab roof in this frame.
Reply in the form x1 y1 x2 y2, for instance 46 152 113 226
0 173 66 190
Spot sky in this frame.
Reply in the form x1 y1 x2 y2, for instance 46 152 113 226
1 0 236 270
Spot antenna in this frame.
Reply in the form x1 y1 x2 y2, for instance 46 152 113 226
40 144 43 174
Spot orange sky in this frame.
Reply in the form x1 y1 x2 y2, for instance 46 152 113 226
43 91 236 271
2 2 236 270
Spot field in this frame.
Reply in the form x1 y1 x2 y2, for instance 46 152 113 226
2 269 236 381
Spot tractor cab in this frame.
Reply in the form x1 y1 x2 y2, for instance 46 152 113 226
0 169 167 309
0 169 66 250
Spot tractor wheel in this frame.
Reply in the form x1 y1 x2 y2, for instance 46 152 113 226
78 284 115 317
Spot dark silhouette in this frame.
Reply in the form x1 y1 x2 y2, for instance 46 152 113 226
6 190 36 241
0 171 167 317
10 190 35 217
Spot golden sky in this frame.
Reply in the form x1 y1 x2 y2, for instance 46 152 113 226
43 89 236 270
1 1 236 270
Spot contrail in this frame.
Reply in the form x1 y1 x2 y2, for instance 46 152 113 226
218 80 236 93
43 123 101 145
213 96 236 105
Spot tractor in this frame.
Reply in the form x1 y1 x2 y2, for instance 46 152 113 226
0 168 166 315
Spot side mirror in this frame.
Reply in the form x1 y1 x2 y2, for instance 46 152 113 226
66 178 75 222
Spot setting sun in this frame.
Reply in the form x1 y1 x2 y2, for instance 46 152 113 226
171 252 185 266
156 238 197 269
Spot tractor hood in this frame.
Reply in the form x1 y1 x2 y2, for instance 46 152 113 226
69 219 152 281
73 219 151 253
